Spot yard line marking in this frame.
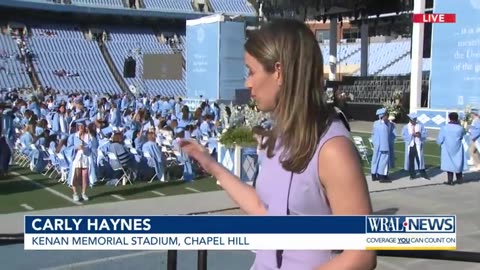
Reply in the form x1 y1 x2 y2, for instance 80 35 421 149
185 187 201 193
111 194 126 201
20 204 34 211
151 191 165 196
10 172 82 205
40 251 167 270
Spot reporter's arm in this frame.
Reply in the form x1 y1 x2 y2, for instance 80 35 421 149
315 136 377 270
206 161 267 215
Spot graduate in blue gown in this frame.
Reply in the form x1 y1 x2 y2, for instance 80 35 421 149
51 104 69 140
67 118 97 202
1 103 15 161
402 113 430 180
0 102 13 176
142 131 165 182
436 112 466 185
370 108 395 182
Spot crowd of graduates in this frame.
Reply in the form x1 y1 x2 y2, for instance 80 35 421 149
2 89 480 202
0 90 226 201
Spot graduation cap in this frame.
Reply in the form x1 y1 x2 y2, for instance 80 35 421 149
73 117 89 126
471 108 479 115
376 108 387 117
407 113 418 119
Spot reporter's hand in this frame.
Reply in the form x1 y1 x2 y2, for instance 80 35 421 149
179 139 215 172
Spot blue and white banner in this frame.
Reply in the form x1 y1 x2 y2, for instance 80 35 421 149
430 0 480 109
186 15 220 100
24 216 457 250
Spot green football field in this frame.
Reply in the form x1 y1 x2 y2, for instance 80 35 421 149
353 131 441 174
0 166 222 214
0 132 442 214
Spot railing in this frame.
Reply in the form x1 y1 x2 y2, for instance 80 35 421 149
1 234 480 269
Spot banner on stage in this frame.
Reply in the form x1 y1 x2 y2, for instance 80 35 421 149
23 215 457 251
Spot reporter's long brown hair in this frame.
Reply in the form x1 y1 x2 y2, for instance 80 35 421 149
245 19 336 173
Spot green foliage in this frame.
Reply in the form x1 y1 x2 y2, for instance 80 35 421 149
219 127 257 148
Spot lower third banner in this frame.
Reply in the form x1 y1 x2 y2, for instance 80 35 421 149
24 215 457 250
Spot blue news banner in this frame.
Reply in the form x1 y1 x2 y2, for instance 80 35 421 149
24 215 457 250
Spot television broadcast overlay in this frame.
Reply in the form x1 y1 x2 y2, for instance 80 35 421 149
24 216 456 251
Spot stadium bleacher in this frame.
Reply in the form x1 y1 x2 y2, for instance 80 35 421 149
0 34 33 90
104 26 186 97
209 0 256 15
0 1 433 104
143 0 195 12
70 0 124 8
28 24 121 95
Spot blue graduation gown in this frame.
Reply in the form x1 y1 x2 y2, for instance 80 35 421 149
437 123 466 173
0 137 12 174
2 109 15 151
52 113 69 139
401 123 427 170
109 108 122 127
142 141 165 181
66 133 97 187
371 120 395 175
173 140 195 181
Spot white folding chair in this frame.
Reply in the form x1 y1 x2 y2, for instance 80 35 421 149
353 136 370 164
143 151 165 183
107 152 133 186
162 145 180 167
39 145 54 176
52 150 70 184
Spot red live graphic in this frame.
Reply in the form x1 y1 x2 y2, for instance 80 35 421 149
412 13 456 23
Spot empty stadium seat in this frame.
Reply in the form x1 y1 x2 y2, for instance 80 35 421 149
0 34 32 89
28 24 121 95
143 0 195 12
104 26 186 97
209 0 256 15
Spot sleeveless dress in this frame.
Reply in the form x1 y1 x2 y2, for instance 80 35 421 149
251 120 351 270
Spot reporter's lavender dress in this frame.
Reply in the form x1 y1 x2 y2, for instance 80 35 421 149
251 120 351 270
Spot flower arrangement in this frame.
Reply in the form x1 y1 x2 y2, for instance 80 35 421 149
218 100 271 147
461 105 474 128
383 101 401 116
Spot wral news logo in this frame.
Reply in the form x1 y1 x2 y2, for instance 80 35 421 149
366 216 456 233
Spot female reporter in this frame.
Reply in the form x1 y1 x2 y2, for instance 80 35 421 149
179 18 376 270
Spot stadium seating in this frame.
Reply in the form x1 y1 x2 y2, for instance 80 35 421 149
28 24 121 95
380 56 431 76
104 26 186 97
2 15 435 103
143 0 195 12
71 0 124 8
209 0 256 15
0 34 32 89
